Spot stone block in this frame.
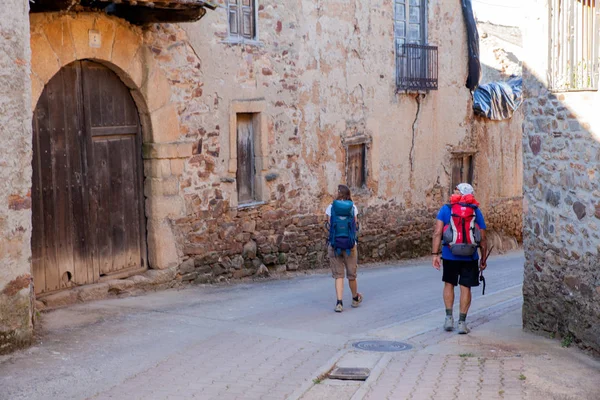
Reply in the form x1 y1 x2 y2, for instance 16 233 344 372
144 159 172 178
41 290 78 309
195 273 214 284
143 143 179 159
178 258 195 274
144 177 180 197
255 264 269 277
145 268 177 285
69 14 114 61
181 272 198 282
233 269 254 279
106 279 135 295
143 70 172 112
145 195 184 219
34 300 46 312
129 274 152 286
31 76 44 110
286 263 299 271
170 159 185 176
77 283 110 302
111 23 142 79
126 48 145 89
43 17 76 68
150 105 181 143
146 220 179 269
30 32 60 84
243 240 257 259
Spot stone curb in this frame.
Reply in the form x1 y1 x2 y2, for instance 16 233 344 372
36 267 180 311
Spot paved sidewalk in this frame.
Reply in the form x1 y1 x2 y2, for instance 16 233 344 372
297 304 600 400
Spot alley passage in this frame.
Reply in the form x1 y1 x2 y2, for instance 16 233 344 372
0 252 525 400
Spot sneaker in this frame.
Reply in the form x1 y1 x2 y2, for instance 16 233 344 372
335 303 343 313
457 321 470 334
444 315 454 331
351 293 363 308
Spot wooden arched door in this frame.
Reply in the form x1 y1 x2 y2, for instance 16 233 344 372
32 61 147 296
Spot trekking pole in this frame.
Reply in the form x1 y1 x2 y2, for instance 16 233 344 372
479 245 493 295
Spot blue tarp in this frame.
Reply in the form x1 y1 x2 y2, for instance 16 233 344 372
473 77 523 121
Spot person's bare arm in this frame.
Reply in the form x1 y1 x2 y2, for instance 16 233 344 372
479 229 487 270
432 220 444 270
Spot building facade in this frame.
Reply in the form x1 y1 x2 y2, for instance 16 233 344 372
522 0 600 353
1 0 523 353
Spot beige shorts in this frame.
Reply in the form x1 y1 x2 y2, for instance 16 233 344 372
328 246 358 280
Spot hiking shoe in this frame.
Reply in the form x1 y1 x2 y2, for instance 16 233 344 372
335 303 343 313
444 315 454 331
457 321 470 334
351 293 363 308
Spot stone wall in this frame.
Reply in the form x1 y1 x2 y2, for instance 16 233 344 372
0 0 34 354
11 1 523 324
144 0 523 281
522 0 600 354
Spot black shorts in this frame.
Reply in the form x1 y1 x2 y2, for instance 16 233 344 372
442 259 480 287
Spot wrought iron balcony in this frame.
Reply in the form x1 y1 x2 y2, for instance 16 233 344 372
396 43 439 92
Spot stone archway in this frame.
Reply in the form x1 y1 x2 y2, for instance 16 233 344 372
30 12 190 270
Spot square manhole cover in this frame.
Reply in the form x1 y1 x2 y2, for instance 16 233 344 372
329 367 371 381
352 340 412 352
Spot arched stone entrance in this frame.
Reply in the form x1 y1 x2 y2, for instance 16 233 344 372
32 60 147 296
30 13 191 285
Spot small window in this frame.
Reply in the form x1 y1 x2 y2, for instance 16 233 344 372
451 154 474 194
228 0 257 41
347 144 367 189
549 0 599 91
236 113 258 204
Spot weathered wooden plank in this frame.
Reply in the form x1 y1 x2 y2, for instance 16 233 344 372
67 62 90 286
41 77 61 293
108 138 126 274
135 126 148 268
93 140 113 276
236 113 254 204
121 137 140 269
31 87 48 295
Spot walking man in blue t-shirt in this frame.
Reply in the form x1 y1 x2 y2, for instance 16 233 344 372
431 183 487 334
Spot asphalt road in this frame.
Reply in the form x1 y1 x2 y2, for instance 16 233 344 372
0 251 525 400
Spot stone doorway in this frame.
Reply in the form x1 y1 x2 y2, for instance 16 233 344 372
31 60 147 296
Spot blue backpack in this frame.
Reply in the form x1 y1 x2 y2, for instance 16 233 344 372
328 200 358 256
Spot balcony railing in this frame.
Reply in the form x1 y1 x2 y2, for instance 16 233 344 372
396 43 439 91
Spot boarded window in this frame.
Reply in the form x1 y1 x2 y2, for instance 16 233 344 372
236 113 256 204
451 155 474 194
347 144 367 189
228 0 256 40
550 0 599 91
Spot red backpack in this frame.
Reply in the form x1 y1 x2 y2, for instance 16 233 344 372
442 203 481 257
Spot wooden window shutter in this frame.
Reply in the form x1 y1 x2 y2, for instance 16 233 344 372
451 157 462 192
241 0 255 39
236 114 255 204
228 0 240 36
347 144 366 189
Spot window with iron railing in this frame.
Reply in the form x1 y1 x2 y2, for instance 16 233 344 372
550 0 599 91
394 0 438 91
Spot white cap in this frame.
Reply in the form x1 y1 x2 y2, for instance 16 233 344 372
456 183 474 195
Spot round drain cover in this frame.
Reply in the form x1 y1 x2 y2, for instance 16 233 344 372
352 340 412 352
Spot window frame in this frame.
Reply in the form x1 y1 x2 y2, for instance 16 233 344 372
226 0 259 44
394 0 437 92
228 100 269 209
450 153 474 196
343 135 372 192
549 0 600 92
